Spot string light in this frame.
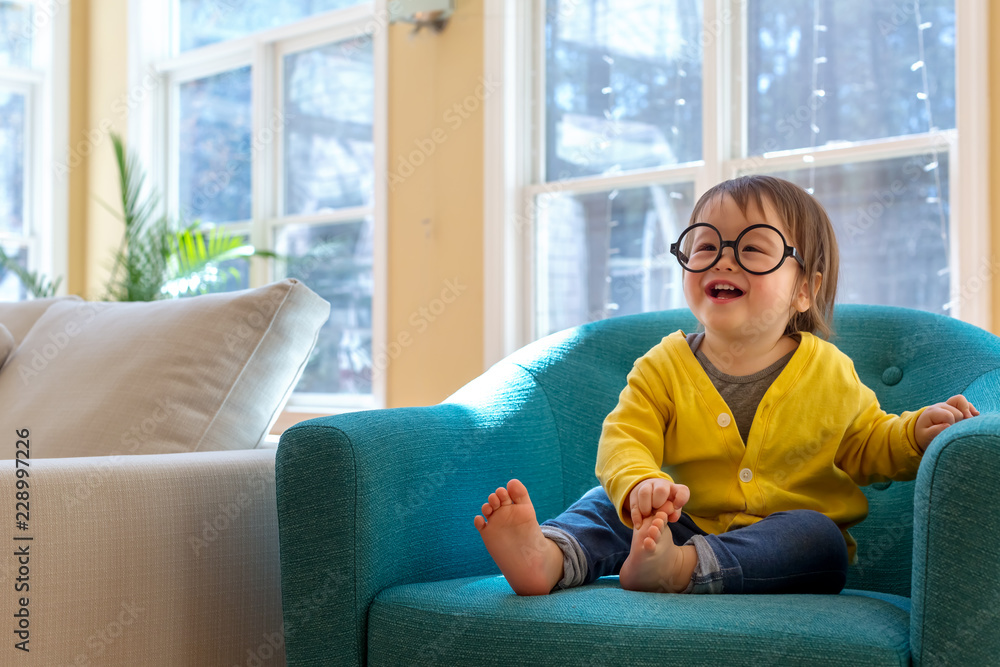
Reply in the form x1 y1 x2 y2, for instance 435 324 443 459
807 0 824 193
913 0 947 244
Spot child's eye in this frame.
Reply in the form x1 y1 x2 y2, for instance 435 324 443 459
741 244 761 254
695 243 717 252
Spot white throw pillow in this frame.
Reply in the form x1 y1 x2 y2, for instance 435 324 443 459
0 295 83 345
0 279 330 458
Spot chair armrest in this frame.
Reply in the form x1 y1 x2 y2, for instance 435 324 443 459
276 362 562 667
911 411 1000 666
0 449 282 666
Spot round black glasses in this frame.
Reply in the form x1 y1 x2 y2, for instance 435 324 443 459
669 223 804 275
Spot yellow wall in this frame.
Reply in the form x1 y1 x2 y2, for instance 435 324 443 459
385 0 485 407
67 0 129 299
66 0 999 408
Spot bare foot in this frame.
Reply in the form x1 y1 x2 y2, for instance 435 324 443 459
473 479 565 595
619 511 697 593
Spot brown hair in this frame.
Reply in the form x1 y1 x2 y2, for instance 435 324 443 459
689 175 840 339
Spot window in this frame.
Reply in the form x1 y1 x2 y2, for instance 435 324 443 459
131 0 387 409
484 0 988 361
0 0 66 301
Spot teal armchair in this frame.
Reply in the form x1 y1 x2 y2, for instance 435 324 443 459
276 305 1000 665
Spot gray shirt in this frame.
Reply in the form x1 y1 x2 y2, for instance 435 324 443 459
686 332 798 444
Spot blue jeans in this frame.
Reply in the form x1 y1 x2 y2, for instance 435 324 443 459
540 486 848 594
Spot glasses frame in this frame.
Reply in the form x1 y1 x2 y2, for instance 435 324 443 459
669 223 805 275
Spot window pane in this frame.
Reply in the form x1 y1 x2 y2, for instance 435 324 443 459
545 0 703 181
0 244 27 301
276 220 373 395
536 183 694 337
177 0 365 52
0 89 24 235
767 154 950 313
748 0 955 155
283 36 374 216
178 66 252 225
0 2 32 68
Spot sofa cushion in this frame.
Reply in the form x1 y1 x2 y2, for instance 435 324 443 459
368 576 911 665
0 295 83 345
0 279 330 457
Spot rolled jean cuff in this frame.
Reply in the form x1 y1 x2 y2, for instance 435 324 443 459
540 525 588 590
682 534 725 594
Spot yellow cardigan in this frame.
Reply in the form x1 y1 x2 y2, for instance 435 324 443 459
595 330 926 561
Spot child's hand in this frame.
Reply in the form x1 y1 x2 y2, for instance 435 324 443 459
915 394 980 450
628 478 689 525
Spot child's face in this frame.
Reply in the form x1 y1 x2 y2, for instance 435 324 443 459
683 193 812 343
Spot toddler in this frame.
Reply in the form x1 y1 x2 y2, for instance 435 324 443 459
474 175 978 595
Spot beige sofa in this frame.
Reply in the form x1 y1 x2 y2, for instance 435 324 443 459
0 280 330 666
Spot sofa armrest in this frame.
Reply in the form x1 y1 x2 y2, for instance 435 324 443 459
276 363 562 667
0 449 283 666
911 411 1000 666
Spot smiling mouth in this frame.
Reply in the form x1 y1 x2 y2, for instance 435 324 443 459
708 284 745 300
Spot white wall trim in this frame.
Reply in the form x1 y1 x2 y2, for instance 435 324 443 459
483 0 534 368
45 0 69 294
368 0 389 409
952 0 991 329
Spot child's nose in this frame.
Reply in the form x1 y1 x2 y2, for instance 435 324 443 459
714 246 739 270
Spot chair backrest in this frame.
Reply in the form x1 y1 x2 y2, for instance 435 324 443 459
507 304 1000 596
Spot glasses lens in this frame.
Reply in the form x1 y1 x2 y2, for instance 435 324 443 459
677 225 721 271
737 226 786 273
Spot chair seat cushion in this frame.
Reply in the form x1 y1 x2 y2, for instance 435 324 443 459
369 576 910 666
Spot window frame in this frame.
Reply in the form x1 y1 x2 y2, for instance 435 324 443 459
0 0 68 299
129 0 388 411
483 0 990 366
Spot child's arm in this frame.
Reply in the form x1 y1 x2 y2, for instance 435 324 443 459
914 394 979 451
838 379 979 484
596 356 678 528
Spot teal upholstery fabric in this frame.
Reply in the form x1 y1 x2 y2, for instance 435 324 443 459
369 577 911 665
276 305 1000 666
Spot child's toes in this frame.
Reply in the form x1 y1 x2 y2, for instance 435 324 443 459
495 487 512 505
474 515 486 531
506 479 530 503
487 493 501 510
481 502 495 517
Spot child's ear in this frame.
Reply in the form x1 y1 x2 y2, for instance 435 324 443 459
793 272 822 313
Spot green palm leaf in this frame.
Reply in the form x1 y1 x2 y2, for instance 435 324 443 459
0 248 62 299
